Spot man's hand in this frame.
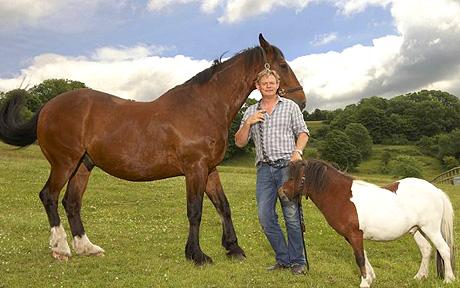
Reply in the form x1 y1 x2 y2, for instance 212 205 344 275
246 109 266 125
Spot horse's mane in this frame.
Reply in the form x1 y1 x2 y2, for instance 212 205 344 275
183 45 285 86
303 159 353 194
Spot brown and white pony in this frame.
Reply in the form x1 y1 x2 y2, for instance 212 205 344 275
279 159 455 287
0 34 306 265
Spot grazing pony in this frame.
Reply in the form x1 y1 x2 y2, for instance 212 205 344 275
0 34 306 265
278 159 455 288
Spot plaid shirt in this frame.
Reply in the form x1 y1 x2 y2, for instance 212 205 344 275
241 96 309 165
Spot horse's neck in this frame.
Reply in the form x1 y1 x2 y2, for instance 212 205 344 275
202 57 260 128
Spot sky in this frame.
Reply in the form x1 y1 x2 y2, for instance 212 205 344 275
1 0 460 111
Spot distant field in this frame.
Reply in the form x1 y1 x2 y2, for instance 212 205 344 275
0 142 459 287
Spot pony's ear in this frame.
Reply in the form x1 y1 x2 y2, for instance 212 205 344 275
259 33 271 50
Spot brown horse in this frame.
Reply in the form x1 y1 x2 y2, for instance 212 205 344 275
0 34 306 265
279 160 455 287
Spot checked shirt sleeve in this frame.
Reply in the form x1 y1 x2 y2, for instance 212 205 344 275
291 104 309 137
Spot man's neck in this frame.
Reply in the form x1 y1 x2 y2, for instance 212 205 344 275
261 95 278 105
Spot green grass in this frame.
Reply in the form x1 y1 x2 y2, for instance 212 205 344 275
0 143 459 287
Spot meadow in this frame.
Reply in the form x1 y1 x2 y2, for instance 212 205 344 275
0 143 459 287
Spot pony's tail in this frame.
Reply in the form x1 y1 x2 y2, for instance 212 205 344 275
0 91 39 147
436 190 455 279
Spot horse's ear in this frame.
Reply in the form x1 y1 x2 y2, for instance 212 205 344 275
259 33 271 50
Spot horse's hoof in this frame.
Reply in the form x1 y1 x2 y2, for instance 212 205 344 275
226 246 246 261
413 273 428 280
188 252 213 266
52 251 70 261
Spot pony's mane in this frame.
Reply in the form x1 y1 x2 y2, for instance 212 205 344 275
183 45 284 86
303 159 353 194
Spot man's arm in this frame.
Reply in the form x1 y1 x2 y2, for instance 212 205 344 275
235 109 266 148
290 132 309 161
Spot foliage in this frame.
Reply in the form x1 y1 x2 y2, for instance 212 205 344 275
344 123 373 160
318 130 361 171
442 156 460 170
27 79 86 113
387 155 422 178
319 90 460 145
225 98 257 160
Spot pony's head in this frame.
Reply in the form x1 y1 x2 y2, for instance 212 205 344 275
258 34 306 111
278 159 330 201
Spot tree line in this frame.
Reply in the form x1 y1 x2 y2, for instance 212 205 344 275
1 80 459 175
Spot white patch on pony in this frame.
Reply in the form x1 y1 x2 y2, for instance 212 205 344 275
350 178 442 241
49 225 71 259
359 276 370 288
72 234 105 256
364 250 375 283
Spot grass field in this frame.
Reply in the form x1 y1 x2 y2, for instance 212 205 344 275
0 143 459 287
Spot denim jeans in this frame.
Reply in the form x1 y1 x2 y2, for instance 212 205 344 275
256 162 306 266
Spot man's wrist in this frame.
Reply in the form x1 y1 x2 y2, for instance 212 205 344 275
293 149 303 156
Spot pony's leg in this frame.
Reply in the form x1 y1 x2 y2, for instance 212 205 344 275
346 233 370 288
413 231 432 280
364 250 376 282
62 163 104 256
205 169 245 260
184 163 212 265
422 229 455 283
39 167 74 260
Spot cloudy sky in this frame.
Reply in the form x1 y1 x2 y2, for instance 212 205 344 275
1 0 459 110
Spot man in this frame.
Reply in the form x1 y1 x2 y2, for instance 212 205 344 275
235 69 309 275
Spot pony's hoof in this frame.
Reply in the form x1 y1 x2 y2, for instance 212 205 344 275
52 251 70 261
443 276 455 284
413 273 428 280
187 252 213 265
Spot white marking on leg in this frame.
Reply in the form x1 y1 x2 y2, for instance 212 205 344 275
49 225 71 260
359 276 370 288
413 231 431 280
364 250 375 283
72 234 105 256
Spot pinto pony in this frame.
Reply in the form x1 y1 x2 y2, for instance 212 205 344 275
0 34 306 265
278 159 455 288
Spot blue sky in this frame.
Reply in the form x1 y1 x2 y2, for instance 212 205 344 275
1 0 459 110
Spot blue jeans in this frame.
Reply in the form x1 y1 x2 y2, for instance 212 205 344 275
256 163 305 266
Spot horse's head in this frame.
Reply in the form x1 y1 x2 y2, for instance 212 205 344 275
259 34 306 110
278 160 307 201
259 34 306 111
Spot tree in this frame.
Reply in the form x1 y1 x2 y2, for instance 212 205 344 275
344 123 373 160
355 106 393 144
225 98 257 160
318 130 361 171
27 79 86 113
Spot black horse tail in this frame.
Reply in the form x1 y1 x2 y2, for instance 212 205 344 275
0 92 40 147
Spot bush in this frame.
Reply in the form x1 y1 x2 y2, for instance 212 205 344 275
344 123 373 160
318 130 361 171
442 156 460 170
387 155 422 178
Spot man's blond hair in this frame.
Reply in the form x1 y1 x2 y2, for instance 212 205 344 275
255 69 280 84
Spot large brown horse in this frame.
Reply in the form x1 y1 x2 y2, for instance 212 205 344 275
0 34 306 265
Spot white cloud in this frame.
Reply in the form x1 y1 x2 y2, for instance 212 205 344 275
0 0 130 31
290 0 460 110
147 0 223 13
0 46 210 101
310 33 338 46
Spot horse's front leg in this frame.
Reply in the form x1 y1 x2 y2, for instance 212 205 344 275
346 232 371 288
184 162 212 265
205 169 245 260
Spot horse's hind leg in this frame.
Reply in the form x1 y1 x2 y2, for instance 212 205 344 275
364 251 376 282
39 166 75 260
422 228 455 283
62 162 104 256
205 169 245 260
413 230 432 280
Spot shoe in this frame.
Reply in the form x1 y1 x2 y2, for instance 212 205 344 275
266 262 289 271
291 264 306 275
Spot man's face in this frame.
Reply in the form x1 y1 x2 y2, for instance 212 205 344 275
256 74 280 97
